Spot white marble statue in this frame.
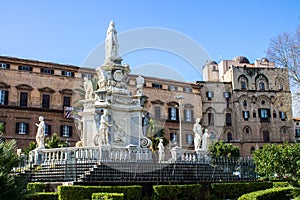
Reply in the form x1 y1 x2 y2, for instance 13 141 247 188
105 21 119 61
158 139 165 162
136 75 144 95
35 116 45 149
83 77 93 100
96 68 107 91
193 118 202 151
202 129 209 151
142 112 150 136
98 110 112 145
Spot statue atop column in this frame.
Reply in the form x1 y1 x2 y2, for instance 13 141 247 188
105 21 119 62
193 118 202 151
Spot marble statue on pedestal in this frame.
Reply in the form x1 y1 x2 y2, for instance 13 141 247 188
202 129 209 151
105 21 119 61
136 75 144 95
193 118 202 151
98 110 112 145
35 116 45 149
83 77 93 100
96 68 108 91
158 139 165 162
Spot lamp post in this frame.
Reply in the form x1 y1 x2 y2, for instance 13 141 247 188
174 95 184 148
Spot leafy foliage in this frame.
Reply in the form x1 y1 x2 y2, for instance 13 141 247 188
0 134 24 200
24 142 37 156
152 184 201 200
253 143 300 180
146 119 169 152
208 141 240 158
45 133 68 148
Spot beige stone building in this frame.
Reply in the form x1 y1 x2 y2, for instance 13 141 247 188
203 56 294 156
0 55 295 156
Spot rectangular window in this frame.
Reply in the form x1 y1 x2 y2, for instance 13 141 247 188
206 91 213 100
168 85 178 91
152 83 162 89
183 87 192 93
41 68 54 74
16 122 29 134
168 107 178 121
0 63 10 69
259 82 265 90
154 106 161 119
241 81 246 90
208 113 214 126
81 73 92 79
44 124 51 136
60 125 72 137
295 129 300 137
279 112 286 121
20 92 28 107
62 71 74 77
224 92 231 99
186 134 194 144
259 108 270 122
184 109 193 122
0 90 8 105
243 111 250 121
63 96 71 107
225 113 232 126
18 65 32 71
170 133 177 143
42 94 50 109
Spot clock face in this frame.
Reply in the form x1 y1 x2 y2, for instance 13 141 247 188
113 70 123 81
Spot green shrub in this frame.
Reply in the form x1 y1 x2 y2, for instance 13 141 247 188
273 182 290 188
211 182 273 199
58 185 142 200
25 192 58 200
152 184 201 200
92 192 124 200
27 182 46 193
238 187 294 200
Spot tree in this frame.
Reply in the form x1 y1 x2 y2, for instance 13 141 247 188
146 119 169 152
253 143 300 180
266 26 300 86
45 133 69 148
208 141 240 158
0 133 25 200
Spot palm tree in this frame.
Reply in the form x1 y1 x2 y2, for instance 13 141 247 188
146 119 169 152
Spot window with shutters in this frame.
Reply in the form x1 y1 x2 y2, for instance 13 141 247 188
225 113 232 126
208 113 214 126
186 134 193 144
224 92 231 99
63 96 71 107
16 122 29 134
279 111 286 121
259 108 270 122
243 111 250 121
44 124 51 136
62 71 74 77
0 63 10 69
170 133 177 143
168 107 178 121
295 129 300 137
42 94 50 109
154 106 161 119
184 109 193 122
18 65 32 71
20 92 28 107
0 90 8 105
41 68 54 74
206 91 213 100
60 125 72 137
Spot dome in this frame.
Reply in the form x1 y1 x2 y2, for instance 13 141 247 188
260 57 269 62
233 56 250 64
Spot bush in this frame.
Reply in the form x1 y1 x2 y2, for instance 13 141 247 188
27 182 46 193
25 192 58 200
152 184 201 200
92 192 124 200
238 187 294 200
211 182 273 199
58 185 142 200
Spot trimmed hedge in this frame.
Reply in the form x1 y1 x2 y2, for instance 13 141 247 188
152 184 201 200
25 192 58 200
58 185 142 200
238 187 294 200
92 192 124 200
27 182 46 193
211 182 273 199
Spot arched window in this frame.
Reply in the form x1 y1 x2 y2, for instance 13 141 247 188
263 130 270 142
243 100 247 107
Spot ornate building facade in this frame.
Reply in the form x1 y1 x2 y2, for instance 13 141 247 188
0 55 295 156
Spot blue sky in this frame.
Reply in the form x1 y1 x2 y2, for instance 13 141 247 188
1 0 299 81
